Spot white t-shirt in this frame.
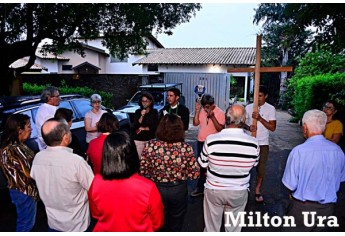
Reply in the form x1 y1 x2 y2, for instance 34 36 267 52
35 103 58 150
85 109 106 143
245 102 276 145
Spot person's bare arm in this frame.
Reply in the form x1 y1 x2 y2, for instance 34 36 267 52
252 111 276 132
209 108 224 132
330 133 342 144
84 117 97 132
193 102 201 126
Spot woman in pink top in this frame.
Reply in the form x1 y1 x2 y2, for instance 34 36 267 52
86 113 119 174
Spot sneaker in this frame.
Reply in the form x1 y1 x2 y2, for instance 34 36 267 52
191 189 204 197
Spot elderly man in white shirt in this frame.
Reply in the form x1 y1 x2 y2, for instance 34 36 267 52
35 86 61 150
31 118 94 232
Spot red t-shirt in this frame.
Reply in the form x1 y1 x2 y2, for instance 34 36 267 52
86 134 108 174
88 173 164 232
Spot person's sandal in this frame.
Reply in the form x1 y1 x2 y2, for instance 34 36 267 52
255 194 264 203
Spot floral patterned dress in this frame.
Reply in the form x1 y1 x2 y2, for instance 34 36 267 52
140 140 200 183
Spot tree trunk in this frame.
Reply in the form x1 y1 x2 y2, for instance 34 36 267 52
0 66 15 96
0 40 38 96
278 48 289 108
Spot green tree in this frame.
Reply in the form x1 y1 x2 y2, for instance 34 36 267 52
253 3 313 108
254 3 345 52
0 3 201 95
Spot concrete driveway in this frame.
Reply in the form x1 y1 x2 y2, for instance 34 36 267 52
183 109 345 232
0 110 344 232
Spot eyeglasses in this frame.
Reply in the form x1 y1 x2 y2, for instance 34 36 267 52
51 94 60 98
92 101 101 104
323 105 334 110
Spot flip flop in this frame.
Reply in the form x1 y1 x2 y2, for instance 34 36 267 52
255 194 264 203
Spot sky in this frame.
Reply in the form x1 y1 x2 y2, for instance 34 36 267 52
156 3 262 48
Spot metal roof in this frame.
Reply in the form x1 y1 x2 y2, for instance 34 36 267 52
133 47 256 66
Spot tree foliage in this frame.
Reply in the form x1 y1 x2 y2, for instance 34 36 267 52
286 46 345 116
0 3 201 95
254 3 313 67
292 46 345 81
254 3 345 56
253 3 345 109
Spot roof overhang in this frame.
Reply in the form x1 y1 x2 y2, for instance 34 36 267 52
72 61 101 70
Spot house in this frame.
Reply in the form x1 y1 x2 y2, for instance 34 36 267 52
132 47 256 111
36 35 164 77
14 35 256 111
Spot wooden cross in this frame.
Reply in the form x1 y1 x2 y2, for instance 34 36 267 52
227 35 293 137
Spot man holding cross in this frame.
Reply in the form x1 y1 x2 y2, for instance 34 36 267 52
245 85 276 203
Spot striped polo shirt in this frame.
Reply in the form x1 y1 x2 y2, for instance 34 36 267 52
198 128 260 190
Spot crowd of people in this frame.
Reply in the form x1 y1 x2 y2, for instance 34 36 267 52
0 85 344 232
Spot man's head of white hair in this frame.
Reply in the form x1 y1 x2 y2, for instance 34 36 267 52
302 109 327 134
225 104 246 126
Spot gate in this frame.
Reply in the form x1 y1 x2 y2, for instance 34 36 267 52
164 72 230 114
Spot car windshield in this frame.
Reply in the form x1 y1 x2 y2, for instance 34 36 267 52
128 91 164 106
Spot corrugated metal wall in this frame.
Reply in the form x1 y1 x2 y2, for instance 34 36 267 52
164 72 230 115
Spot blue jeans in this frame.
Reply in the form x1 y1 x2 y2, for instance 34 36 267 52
9 189 37 232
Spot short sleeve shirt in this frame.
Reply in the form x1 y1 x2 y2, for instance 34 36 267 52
197 106 225 142
324 119 343 141
85 109 106 143
245 102 276 145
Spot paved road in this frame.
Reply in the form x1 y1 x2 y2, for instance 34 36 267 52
183 109 345 232
1 110 344 232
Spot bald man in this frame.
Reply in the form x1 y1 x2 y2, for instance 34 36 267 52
198 104 260 232
30 118 94 232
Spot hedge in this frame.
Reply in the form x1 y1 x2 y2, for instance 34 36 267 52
22 80 114 108
293 73 345 120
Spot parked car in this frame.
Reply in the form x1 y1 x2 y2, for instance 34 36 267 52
116 83 184 124
0 94 130 153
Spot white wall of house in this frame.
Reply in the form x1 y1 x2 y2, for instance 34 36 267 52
141 64 228 74
84 37 161 52
106 55 145 74
85 38 161 74
33 37 164 75
59 49 104 73
35 58 59 73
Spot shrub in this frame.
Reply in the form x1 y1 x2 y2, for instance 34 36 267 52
23 80 114 108
293 73 345 119
287 46 345 111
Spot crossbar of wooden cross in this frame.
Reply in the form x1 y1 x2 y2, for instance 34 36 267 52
227 35 293 137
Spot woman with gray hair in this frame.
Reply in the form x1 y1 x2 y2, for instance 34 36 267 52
84 94 106 145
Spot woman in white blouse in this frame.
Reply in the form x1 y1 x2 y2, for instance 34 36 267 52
84 94 106 145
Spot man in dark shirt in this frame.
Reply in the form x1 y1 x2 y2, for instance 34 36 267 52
160 88 190 131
